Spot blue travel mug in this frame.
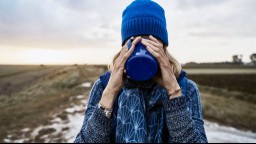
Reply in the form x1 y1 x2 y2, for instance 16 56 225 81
125 39 158 81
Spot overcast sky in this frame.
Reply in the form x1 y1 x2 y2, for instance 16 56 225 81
0 0 255 64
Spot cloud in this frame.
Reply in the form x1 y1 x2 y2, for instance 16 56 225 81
0 0 132 49
176 0 228 9
172 0 256 38
0 0 255 50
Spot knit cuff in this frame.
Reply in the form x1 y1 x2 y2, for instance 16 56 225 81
162 96 192 131
93 107 113 125
80 107 113 143
162 96 188 114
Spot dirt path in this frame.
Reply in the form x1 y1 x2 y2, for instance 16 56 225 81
0 66 68 95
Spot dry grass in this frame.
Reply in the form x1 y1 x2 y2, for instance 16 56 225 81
187 74 256 102
201 90 256 132
0 65 107 142
189 73 256 131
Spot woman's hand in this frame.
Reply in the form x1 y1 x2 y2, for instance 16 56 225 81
141 35 182 99
100 36 142 109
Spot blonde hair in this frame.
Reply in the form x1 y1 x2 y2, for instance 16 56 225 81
108 45 182 80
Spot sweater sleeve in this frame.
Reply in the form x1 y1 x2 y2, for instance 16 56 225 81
74 79 113 143
162 80 208 143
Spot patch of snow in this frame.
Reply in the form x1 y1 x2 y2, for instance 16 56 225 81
4 138 28 143
3 139 11 143
65 105 85 114
27 96 87 142
4 135 29 143
81 82 91 88
21 128 30 133
64 113 85 143
81 100 87 105
205 121 256 143
31 126 44 137
65 108 77 113
76 95 84 99
51 117 62 124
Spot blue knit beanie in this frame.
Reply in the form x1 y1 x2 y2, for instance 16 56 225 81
121 0 168 46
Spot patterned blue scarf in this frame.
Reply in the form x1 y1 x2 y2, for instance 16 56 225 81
100 71 187 143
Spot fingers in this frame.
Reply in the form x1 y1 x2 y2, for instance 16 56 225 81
145 45 162 62
120 46 128 55
149 35 160 43
143 39 159 47
141 39 163 54
119 37 134 58
121 36 137 54
131 36 142 46
141 35 170 69
142 38 166 63
146 45 170 69
115 36 142 70
120 36 142 65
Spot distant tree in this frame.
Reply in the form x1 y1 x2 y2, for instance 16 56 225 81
232 55 238 63
250 53 256 65
232 55 243 64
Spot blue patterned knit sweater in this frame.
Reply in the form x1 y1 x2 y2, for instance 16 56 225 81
74 77 208 143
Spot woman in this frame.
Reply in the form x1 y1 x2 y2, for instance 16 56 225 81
74 0 208 143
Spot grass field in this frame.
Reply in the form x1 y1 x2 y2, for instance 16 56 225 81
186 70 256 132
187 74 256 102
0 64 255 142
0 65 107 142
201 91 256 132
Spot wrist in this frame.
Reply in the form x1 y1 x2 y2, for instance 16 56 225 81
166 82 182 99
98 102 113 118
166 82 180 95
105 84 120 96
100 88 117 109
168 89 182 99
